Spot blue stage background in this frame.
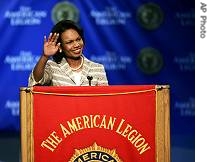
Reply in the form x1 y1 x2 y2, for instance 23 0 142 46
0 0 194 161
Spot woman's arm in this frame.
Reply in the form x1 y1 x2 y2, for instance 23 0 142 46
32 33 60 82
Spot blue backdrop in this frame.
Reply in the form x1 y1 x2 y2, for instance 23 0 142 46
0 0 194 161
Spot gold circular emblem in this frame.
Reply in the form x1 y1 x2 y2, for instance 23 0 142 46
69 143 122 162
51 1 79 24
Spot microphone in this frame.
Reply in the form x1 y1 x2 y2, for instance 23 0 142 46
87 76 93 86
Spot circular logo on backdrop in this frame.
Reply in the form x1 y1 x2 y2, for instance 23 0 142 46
51 1 79 24
69 143 122 162
136 2 164 30
137 47 163 75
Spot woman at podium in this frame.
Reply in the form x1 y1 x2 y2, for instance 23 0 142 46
28 20 108 86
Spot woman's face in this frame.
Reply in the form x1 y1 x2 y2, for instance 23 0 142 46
60 28 84 59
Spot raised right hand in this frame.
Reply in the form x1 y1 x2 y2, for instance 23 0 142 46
43 33 61 57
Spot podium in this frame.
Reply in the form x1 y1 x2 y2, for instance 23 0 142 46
20 85 170 162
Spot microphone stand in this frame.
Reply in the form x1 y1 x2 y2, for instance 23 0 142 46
87 76 93 86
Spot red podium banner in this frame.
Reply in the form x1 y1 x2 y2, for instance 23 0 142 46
20 85 170 162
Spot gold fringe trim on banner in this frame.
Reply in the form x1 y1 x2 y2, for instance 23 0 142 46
21 85 169 97
20 86 168 97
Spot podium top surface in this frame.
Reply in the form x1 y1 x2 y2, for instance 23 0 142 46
20 85 169 94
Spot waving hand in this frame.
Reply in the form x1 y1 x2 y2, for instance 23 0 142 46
43 33 61 57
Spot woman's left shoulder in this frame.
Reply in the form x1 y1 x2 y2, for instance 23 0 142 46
84 57 104 67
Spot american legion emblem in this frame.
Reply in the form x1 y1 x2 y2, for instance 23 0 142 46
136 2 164 30
51 1 79 24
69 143 122 162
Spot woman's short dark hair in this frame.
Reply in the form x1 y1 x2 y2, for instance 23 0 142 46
51 19 84 63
